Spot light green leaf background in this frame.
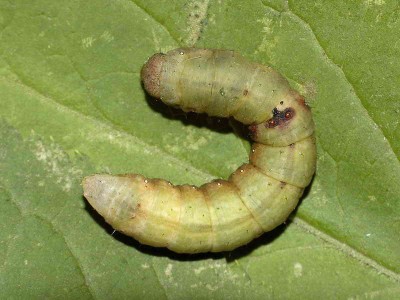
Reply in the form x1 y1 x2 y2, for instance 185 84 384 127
0 0 399 299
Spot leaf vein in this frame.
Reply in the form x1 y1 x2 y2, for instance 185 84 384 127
131 0 180 45
284 3 399 162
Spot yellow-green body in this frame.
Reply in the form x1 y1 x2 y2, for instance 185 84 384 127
83 48 316 253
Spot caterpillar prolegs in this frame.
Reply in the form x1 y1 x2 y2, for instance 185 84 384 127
82 48 316 253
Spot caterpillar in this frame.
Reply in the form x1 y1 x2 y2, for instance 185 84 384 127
82 48 316 253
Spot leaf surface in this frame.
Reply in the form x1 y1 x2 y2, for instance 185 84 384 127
0 0 399 298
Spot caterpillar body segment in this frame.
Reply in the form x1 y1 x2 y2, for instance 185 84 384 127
141 48 314 146
83 48 316 253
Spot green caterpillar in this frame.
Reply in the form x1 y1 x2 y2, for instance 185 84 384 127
83 48 316 253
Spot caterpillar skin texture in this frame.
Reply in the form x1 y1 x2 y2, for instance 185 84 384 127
83 48 316 253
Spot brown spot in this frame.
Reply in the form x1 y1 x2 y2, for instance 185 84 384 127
141 53 166 99
289 143 295 149
295 94 311 110
285 110 293 120
248 124 258 140
297 96 306 105
265 107 295 128
268 119 276 127
280 181 287 189
243 89 249 96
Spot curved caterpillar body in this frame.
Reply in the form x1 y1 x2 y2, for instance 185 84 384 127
83 48 316 253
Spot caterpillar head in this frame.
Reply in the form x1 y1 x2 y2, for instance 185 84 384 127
141 53 166 99
249 91 314 146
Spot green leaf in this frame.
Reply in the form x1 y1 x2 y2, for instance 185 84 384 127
0 0 399 299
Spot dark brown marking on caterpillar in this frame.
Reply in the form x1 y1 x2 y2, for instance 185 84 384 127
267 107 295 128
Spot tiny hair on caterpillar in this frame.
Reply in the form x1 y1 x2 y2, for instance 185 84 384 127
82 48 316 253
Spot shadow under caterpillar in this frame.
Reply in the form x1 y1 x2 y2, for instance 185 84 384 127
82 48 316 253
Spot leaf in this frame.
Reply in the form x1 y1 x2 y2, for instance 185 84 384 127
0 0 399 299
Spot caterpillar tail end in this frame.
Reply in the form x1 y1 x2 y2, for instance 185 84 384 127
141 53 166 99
82 174 115 220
